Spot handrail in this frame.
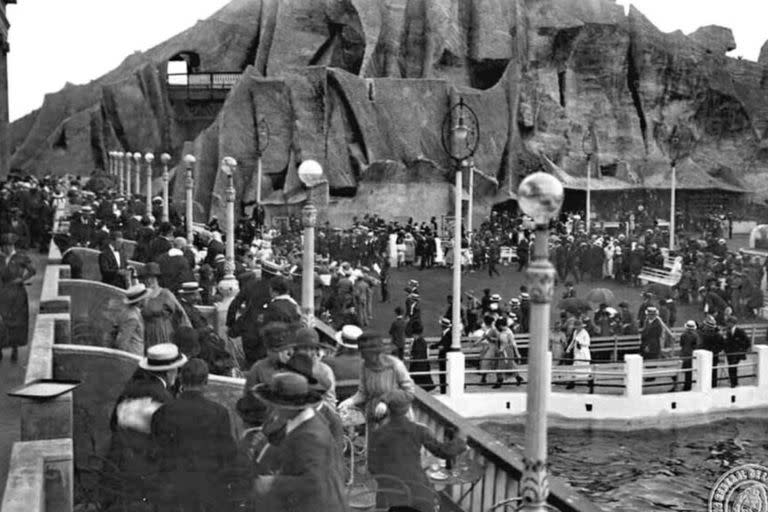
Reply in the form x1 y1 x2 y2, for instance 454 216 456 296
411 388 602 512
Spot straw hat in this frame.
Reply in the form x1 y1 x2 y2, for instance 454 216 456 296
335 324 363 349
357 331 391 353
177 281 202 294
124 284 150 305
703 316 717 329
684 320 697 329
138 343 188 372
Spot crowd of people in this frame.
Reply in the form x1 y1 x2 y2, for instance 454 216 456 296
4 169 767 511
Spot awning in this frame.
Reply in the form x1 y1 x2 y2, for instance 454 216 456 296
543 157 639 191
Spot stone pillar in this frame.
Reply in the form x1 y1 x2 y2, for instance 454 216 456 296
217 157 239 299
184 155 196 245
624 354 643 399
124 152 133 197
161 153 171 223
692 349 712 393
144 153 154 219
301 202 317 318
446 351 465 400
132 152 142 197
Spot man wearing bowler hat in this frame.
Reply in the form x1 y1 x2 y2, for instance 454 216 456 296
252 372 348 512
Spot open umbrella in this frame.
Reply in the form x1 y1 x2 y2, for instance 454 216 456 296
586 288 616 305
557 298 592 315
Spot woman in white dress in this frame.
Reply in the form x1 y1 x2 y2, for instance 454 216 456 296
565 319 592 390
603 240 615 279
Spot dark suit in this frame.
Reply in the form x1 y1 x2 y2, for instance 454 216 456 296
227 278 272 366
724 327 750 387
99 244 127 288
61 248 84 280
203 239 225 267
156 251 194 294
639 317 662 360
679 330 699 390
258 413 348 512
701 327 725 387
389 317 407 359
148 236 172 263
151 390 242 511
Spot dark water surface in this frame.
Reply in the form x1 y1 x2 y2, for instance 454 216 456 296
482 418 768 511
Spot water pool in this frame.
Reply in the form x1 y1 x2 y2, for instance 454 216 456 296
481 417 768 511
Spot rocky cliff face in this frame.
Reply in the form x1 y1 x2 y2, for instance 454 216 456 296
10 0 768 222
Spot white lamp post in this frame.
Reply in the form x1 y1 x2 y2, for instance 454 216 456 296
663 125 693 251
144 152 154 219
298 159 324 319
133 152 142 197
108 151 114 177
124 152 132 197
517 172 564 512
160 153 171 223
218 157 239 298
183 154 196 245
441 96 479 398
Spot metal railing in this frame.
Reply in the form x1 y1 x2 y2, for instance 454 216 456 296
410 388 602 512
166 72 242 101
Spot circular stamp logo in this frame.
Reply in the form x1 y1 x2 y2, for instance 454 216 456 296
709 464 768 512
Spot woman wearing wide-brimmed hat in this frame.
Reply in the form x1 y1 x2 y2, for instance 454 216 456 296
139 262 190 348
565 318 592 390
338 330 415 424
113 284 150 355
0 232 36 362
251 373 348 512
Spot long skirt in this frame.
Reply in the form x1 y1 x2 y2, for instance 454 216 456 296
0 284 29 348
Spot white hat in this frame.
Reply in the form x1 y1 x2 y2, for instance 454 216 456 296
685 320 697 329
335 325 364 349
138 343 188 372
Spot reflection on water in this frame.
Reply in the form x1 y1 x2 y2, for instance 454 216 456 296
481 418 768 511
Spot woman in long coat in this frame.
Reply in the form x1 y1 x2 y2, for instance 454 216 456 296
139 263 190 349
0 233 36 362
566 319 592 389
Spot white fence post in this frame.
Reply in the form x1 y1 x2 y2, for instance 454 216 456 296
447 351 466 400
624 354 643 399
754 345 768 391
693 349 712 392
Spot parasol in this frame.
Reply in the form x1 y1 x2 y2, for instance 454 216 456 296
557 298 592 315
585 288 616 305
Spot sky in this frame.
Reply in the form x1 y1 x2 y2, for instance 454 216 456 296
5 0 768 122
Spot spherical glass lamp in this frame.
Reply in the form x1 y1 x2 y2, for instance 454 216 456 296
518 172 564 225
298 159 324 187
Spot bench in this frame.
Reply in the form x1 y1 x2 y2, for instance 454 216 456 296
499 246 517 265
639 256 682 287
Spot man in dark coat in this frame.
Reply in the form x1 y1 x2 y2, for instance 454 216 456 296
252 373 349 512
105 344 187 507
678 320 700 391
99 230 128 288
430 317 453 394
639 306 662 360
147 222 174 263
724 316 750 388
54 233 84 280
227 274 272 367
152 359 244 511
156 237 194 295
388 306 407 360
700 316 724 387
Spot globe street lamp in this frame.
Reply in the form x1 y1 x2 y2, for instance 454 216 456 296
132 152 142 197
144 152 155 219
256 118 270 205
581 123 597 234
123 152 133 197
160 153 172 223
183 154 196 245
219 156 239 298
517 171 564 512
298 159 324 319
441 95 479 397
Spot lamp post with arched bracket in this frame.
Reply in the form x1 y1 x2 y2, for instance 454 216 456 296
441 95 479 398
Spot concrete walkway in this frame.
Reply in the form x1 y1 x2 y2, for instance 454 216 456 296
0 252 47 502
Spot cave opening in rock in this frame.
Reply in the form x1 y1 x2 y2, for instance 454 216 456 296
468 58 510 90
53 128 66 150
168 51 201 83
557 70 566 108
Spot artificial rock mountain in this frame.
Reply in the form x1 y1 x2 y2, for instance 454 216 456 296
9 0 768 223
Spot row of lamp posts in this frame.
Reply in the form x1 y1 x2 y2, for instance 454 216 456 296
106 102 563 509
